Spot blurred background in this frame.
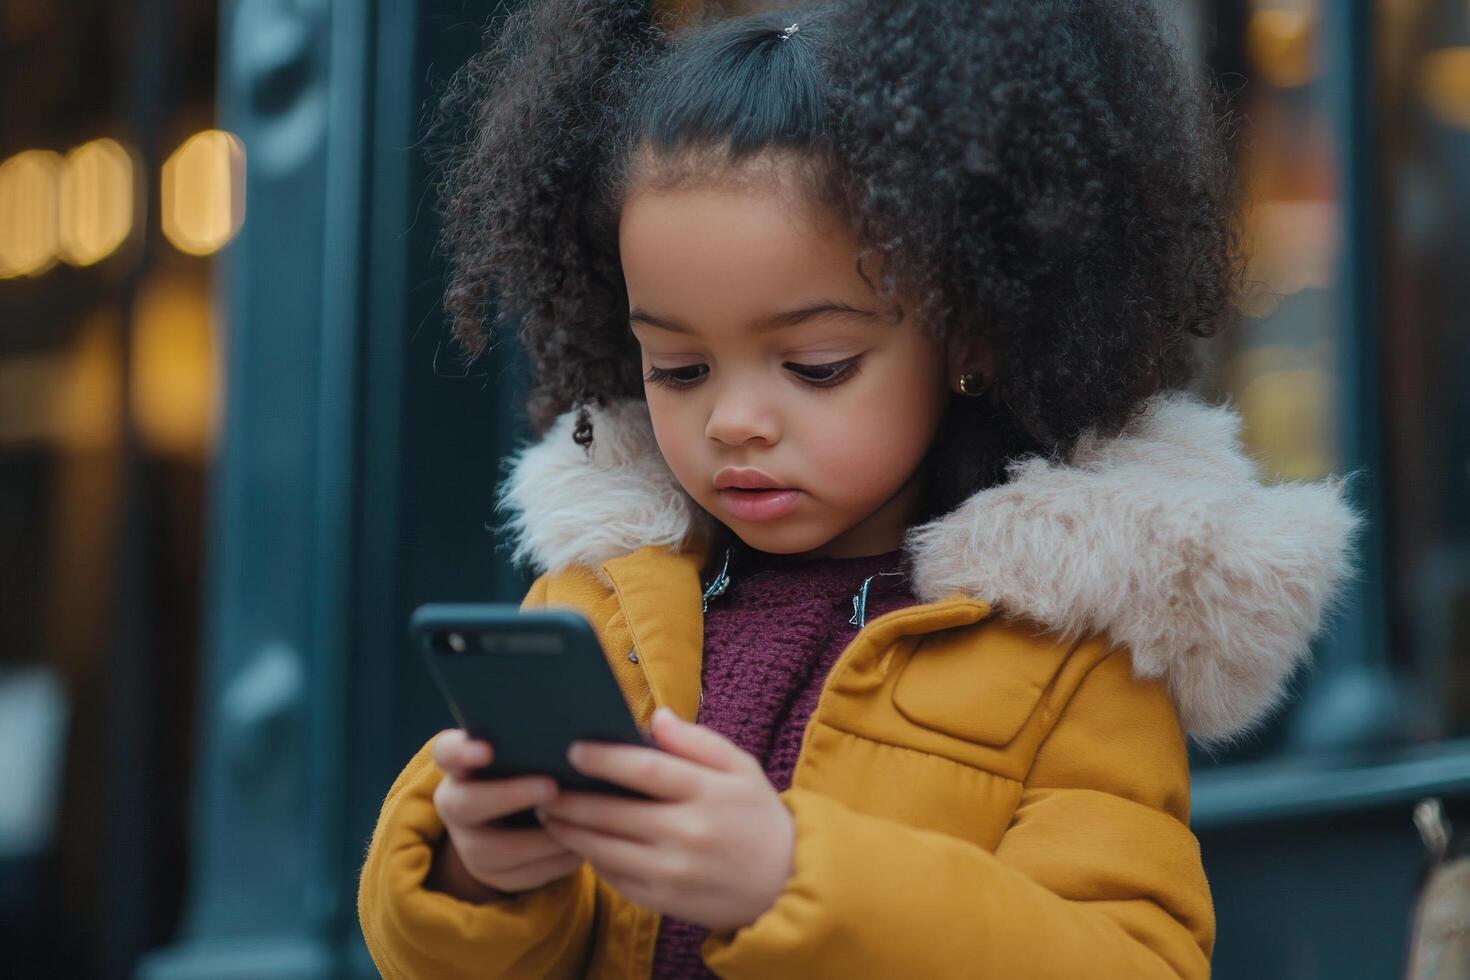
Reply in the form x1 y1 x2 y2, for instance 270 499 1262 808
1 0 1467 977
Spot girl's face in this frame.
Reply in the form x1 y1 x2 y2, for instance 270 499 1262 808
619 175 952 559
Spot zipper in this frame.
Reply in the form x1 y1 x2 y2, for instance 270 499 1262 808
694 546 734 723
694 545 911 725
849 569 906 628
700 546 732 612
623 545 943 730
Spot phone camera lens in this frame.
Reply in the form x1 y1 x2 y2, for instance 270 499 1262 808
445 632 467 653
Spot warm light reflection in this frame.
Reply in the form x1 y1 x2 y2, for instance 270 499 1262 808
1246 6 1319 89
161 130 246 256
130 273 219 456
1419 47 1470 130
1238 365 1335 481
0 149 64 278
54 310 125 451
59 138 135 267
1239 200 1338 318
1230 344 1337 481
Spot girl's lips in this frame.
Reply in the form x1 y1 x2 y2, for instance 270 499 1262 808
717 488 800 522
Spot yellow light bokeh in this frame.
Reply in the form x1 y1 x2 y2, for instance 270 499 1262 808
1229 342 1337 482
1238 365 1335 481
0 149 64 279
54 309 125 452
1246 8 1320 89
1419 47 1470 130
161 130 246 257
130 272 219 457
59 138 135 267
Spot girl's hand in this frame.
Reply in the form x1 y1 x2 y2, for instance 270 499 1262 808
535 706 795 932
427 729 584 900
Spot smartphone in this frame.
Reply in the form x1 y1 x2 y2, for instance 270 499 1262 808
411 603 656 828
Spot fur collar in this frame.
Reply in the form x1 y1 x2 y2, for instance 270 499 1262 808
494 393 1361 744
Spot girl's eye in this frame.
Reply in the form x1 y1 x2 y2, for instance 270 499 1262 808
644 364 708 389
785 357 861 387
643 357 861 391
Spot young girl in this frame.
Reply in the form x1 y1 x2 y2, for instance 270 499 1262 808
359 1 1360 977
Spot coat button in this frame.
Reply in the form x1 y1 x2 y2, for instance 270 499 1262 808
628 650 640 664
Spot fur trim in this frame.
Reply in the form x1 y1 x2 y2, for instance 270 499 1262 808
904 392 1361 743
493 399 708 578
494 392 1361 742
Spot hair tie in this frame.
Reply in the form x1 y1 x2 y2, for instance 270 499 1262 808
778 22 799 42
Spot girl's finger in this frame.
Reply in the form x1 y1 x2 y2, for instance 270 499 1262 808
565 740 704 801
430 729 465 770
458 738 492 772
455 820 572 868
541 815 657 880
435 772 556 826
536 790 669 844
648 706 749 774
431 729 492 780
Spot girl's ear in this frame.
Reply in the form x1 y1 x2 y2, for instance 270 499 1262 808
944 333 995 393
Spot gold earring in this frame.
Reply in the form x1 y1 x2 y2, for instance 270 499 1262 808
957 373 984 396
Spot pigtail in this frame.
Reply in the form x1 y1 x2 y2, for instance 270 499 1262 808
435 0 669 443
827 0 1243 451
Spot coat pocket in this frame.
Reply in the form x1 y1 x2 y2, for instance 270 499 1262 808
892 620 1075 749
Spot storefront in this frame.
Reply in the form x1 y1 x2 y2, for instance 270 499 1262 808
2 2 1467 977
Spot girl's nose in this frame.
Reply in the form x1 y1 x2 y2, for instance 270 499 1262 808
705 388 779 446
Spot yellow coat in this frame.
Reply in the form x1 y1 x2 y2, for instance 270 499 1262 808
358 393 1360 979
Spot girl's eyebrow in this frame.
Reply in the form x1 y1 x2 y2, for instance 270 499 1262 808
629 301 882 335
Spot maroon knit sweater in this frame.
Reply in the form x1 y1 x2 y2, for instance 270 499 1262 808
649 543 918 978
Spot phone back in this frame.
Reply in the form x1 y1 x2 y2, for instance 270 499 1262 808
412 603 651 796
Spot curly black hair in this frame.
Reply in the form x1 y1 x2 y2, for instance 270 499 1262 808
435 0 1243 523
